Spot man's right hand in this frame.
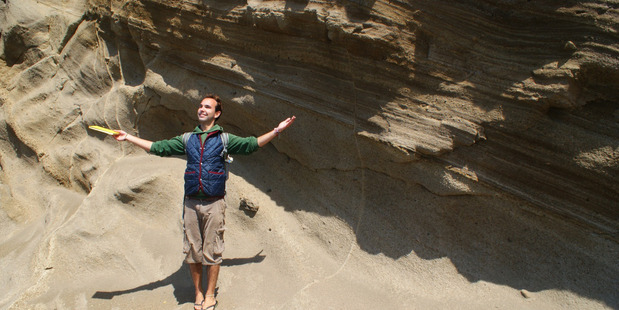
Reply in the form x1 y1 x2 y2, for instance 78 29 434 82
114 130 128 141
113 130 153 152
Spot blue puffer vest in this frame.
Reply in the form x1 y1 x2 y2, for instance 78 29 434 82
184 131 226 197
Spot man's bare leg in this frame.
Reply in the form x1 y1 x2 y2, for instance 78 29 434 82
189 263 204 309
204 264 220 308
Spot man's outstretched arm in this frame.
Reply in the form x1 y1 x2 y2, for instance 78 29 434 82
257 116 296 147
114 130 154 152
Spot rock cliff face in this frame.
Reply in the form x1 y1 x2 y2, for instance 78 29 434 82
0 0 617 309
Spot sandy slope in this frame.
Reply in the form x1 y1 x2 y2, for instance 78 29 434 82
4 145 611 309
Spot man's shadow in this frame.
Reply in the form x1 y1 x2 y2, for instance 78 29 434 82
92 251 266 304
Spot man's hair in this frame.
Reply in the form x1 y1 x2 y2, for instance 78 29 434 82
204 94 222 120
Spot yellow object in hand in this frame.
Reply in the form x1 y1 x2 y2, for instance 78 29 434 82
88 125 119 135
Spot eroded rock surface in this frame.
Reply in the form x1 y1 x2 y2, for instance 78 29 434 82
0 0 617 309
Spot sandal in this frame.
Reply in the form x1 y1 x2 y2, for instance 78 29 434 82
203 300 218 310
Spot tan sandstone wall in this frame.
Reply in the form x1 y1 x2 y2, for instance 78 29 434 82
0 0 617 309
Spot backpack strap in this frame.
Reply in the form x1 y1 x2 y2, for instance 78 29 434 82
181 132 193 151
220 133 232 180
220 133 229 158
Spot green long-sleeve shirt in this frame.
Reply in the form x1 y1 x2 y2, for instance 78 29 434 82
149 124 259 157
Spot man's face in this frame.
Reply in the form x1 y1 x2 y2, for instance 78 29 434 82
197 98 221 124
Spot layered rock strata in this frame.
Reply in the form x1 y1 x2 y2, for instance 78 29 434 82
0 0 617 309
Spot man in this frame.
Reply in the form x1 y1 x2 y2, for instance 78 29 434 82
114 94 295 310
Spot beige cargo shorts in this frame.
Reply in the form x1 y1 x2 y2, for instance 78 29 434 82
183 197 226 265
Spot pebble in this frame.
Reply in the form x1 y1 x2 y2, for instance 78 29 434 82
240 197 259 212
